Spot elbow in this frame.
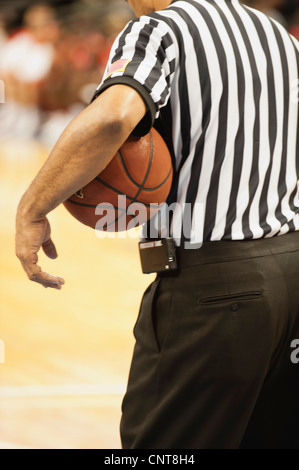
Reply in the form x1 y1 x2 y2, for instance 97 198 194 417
101 117 128 138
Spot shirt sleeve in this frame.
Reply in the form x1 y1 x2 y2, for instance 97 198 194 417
91 16 177 137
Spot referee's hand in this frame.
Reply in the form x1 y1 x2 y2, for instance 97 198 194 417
15 216 65 290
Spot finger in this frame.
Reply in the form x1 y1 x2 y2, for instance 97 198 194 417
42 237 58 259
33 277 65 290
43 283 63 290
21 259 65 289
30 270 65 288
18 248 65 289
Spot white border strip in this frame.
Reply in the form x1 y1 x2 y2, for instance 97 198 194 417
0 441 33 449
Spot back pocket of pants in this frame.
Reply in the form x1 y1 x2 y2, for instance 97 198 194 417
197 290 263 305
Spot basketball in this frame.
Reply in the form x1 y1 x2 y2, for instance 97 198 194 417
63 128 173 232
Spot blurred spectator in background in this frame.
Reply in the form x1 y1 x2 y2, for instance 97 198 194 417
244 0 288 27
0 5 19 47
244 0 299 37
289 5 299 40
0 0 296 144
0 3 59 139
38 0 133 146
0 0 133 145
0 15 8 48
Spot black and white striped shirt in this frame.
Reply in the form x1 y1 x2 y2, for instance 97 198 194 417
93 0 299 247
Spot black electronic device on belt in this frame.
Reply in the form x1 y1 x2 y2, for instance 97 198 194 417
139 238 178 274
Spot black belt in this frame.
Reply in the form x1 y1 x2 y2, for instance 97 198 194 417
175 231 299 268
141 232 299 275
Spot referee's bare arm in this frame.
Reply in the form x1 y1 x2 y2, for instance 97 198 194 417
15 85 147 290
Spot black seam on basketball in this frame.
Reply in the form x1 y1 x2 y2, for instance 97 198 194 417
117 150 139 186
93 178 150 207
67 200 99 208
102 209 127 229
109 211 138 229
117 132 153 191
131 130 154 204
118 135 172 191
95 131 152 207
67 199 128 229
142 166 172 192
67 201 128 224
94 133 154 228
96 173 172 193
67 197 151 209
95 132 153 197
95 177 126 196
67 131 171 229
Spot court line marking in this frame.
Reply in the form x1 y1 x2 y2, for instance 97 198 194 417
0 383 127 399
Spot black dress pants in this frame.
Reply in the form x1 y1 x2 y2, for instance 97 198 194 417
120 232 299 449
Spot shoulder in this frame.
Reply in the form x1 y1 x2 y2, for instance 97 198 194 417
114 12 178 54
120 12 175 37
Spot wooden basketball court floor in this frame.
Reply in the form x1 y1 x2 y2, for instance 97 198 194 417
0 139 154 449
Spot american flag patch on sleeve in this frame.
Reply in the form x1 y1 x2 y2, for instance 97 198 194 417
105 59 131 79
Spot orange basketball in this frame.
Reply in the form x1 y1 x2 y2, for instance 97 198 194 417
63 128 173 232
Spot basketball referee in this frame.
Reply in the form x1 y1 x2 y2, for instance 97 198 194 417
16 0 299 449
